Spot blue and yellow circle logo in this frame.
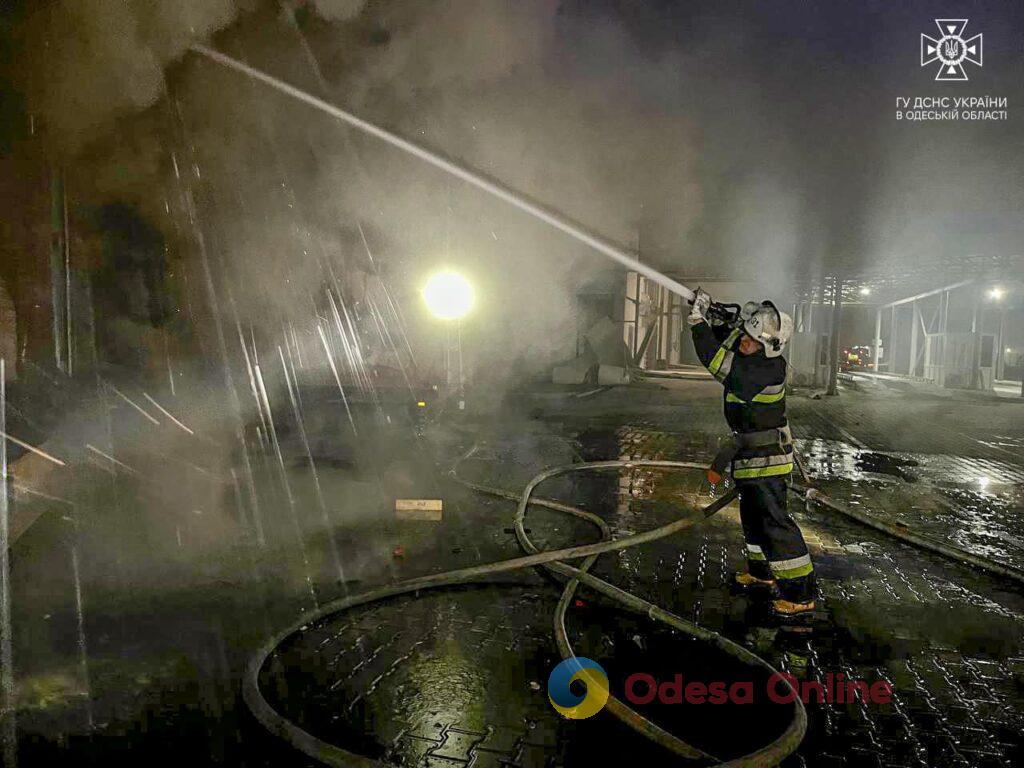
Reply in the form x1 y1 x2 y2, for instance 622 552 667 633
547 656 609 719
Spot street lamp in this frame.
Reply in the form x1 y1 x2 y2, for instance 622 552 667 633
988 287 1004 301
422 270 475 408
859 287 871 297
422 270 475 320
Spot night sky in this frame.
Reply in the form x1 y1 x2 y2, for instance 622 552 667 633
1 0 1022 301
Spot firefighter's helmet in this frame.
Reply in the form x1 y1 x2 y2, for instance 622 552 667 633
741 300 793 358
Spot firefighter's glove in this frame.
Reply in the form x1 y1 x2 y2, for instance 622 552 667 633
687 288 712 326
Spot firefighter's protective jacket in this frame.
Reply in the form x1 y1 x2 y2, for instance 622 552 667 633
691 320 793 480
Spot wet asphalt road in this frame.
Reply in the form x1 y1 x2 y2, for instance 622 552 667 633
6 378 1024 766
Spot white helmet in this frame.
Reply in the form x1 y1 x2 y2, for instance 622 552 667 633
741 300 793 358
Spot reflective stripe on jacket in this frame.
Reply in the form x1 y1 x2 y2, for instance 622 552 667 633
691 320 791 480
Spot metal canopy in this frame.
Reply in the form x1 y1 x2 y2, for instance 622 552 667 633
795 253 1024 306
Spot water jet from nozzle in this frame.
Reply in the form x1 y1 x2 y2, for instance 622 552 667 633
189 43 696 303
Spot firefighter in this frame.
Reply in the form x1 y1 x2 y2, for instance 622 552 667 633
687 289 816 617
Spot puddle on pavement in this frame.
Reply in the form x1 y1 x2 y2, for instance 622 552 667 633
571 426 717 536
977 434 1024 453
264 585 794 766
251 420 1024 767
797 438 1024 565
797 437 1024 487
853 451 920 482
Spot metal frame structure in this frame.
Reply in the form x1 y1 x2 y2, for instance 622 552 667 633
793 255 1024 395
872 279 1024 392
621 274 760 370
873 279 969 386
794 255 1024 307
621 274 684 369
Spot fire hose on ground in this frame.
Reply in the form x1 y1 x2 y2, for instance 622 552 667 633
790 446 1024 587
241 455 809 767
197 43 1023 762
792 483 1024 588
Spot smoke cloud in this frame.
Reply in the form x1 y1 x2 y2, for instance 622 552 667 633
310 0 367 22
7 0 1023 386
15 0 257 152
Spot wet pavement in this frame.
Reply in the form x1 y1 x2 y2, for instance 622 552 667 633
797 438 1024 568
6 377 1024 766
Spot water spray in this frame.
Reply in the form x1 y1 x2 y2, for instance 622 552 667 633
184 41 1024 768
189 44 697 304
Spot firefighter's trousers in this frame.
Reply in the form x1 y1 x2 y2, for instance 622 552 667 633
739 476 817 603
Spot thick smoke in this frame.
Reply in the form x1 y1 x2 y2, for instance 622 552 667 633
15 0 259 152
10 0 1023 388
310 0 367 22
143 0 710 385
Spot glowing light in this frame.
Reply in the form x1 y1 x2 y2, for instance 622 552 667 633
859 286 871 296
978 476 990 488
988 287 1004 300
423 270 475 320
416 401 427 408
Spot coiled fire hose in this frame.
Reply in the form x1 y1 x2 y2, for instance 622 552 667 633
242 453 807 767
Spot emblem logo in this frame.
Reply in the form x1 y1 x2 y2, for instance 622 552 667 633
921 19 982 81
547 657 609 719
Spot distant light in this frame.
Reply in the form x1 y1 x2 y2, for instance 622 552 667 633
988 287 1004 300
1006 348 1013 355
423 270 475 320
416 401 427 408
859 287 871 296
978 476 990 488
